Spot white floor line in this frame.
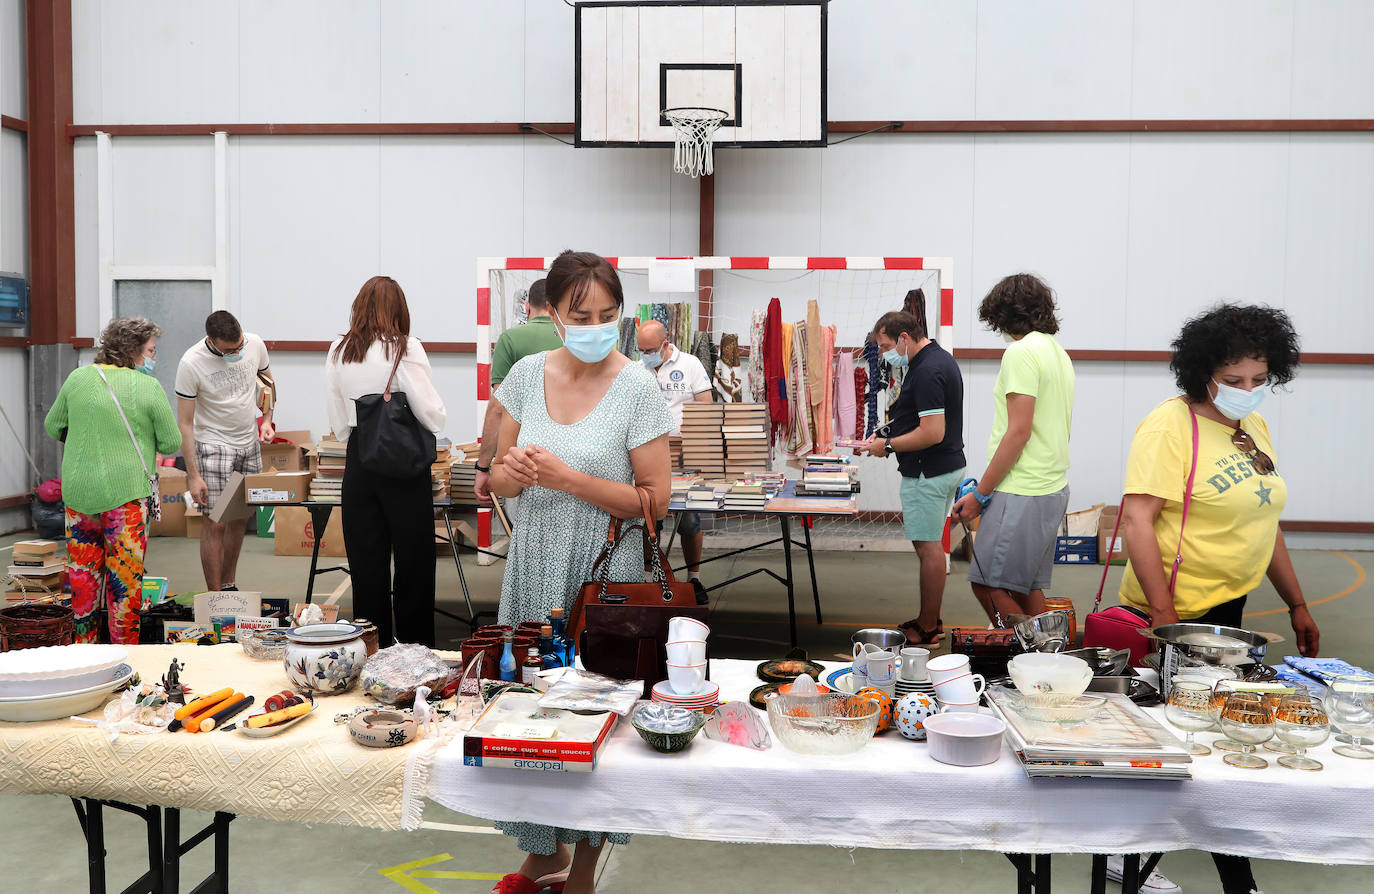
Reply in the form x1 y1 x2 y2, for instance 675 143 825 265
418 821 502 835
324 578 351 606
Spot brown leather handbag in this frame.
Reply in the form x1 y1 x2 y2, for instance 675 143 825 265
568 487 707 695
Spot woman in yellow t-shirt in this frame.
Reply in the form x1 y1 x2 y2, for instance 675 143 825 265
1118 303 1318 656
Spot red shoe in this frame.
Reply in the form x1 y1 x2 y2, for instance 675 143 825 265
489 870 569 894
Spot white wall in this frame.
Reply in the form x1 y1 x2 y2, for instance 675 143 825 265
1 0 27 532
65 0 1374 538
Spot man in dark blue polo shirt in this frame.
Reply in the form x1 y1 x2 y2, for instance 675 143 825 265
859 310 966 646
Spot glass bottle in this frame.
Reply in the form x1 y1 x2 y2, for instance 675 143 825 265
521 647 542 685
549 607 574 665
539 624 564 670
499 631 518 682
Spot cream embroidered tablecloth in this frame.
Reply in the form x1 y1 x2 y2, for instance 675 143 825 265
0 643 442 830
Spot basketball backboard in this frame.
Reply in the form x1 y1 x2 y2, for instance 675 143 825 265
575 1 827 148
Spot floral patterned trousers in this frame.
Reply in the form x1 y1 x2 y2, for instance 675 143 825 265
66 498 148 644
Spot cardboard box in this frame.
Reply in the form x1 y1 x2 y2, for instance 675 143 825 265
245 471 312 504
260 430 311 472
1098 506 1129 566
150 468 188 537
209 471 255 523
274 505 346 557
185 496 204 539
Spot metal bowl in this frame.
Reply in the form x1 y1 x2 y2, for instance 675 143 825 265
1063 647 1132 676
850 628 907 653
1145 623 1280 699
1012 610 1072 652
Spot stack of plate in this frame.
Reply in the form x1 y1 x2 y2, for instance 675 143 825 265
0 644 134 722
894 675 936 699
650 680 721 710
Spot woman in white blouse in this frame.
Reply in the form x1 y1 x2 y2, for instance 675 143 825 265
324 276 446 646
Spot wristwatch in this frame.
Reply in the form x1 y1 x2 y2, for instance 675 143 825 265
474 464 491 474
972 488 993 509
880 438 891 457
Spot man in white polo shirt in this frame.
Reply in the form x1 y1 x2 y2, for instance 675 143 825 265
175 311 274 591
637 320 713 597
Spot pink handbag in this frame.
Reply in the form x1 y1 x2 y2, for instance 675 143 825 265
1082 403 1200 666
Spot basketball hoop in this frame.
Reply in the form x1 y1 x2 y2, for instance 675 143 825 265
663 107 727 178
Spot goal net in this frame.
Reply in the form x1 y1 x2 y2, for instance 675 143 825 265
478 257 955 555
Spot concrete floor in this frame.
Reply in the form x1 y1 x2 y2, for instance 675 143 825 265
1 527 1370 893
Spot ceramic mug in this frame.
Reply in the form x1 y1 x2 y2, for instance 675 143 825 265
669 616 710 642
864 649 898 684
899 647 930 682
926 653 972 684
666 640 706 665
938 700 982 714
666 661 707 695
933 672 987 706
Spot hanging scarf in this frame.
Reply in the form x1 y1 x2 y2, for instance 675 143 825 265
763 298 787 430
714 333 742 402
748 310 767 404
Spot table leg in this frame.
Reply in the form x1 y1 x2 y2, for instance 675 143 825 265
779 515 797 648
800 515 823 623
214 811 232 893
304 504 334 604
1090 854 1108 894
442 508 477 621
163 807 180 894
78 799 106 894
1121 853 1140 894
1033 854 1050 894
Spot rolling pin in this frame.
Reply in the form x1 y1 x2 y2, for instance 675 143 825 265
168 687 234 730
244 700 313 729
185 692 244 733
200 695 254 732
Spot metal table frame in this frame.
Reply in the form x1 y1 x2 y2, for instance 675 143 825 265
71 797 233 894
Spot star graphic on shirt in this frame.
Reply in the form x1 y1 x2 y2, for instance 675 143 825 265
1255 482 1273 507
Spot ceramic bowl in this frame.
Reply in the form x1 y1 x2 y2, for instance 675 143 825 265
348 709 419 748
1006 652 1093 697
766 694 880 755
923 712 1007 766
283 623 366 695
631 703 708 753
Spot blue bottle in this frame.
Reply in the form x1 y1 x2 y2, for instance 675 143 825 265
549 607 574 666
499 632 518 682
539 625 564 670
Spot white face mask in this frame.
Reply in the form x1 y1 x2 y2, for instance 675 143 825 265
1211 379 1266 421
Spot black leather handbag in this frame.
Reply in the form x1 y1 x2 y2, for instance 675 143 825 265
351 345 436 479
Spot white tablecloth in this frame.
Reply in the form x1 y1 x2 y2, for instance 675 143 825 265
427 659 1374 864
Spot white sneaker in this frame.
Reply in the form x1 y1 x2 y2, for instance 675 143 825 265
1104 855 1182 893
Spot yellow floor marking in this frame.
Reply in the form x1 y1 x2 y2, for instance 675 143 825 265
1244 550 1367 619
380 853 505 892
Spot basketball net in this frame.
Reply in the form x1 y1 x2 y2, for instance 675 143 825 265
664 107 727 178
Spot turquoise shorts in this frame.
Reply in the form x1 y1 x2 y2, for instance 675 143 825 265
899 467 965 542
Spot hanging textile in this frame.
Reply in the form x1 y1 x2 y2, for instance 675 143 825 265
834 351 856 441
812 324 836 453
862 337 882 438
806 300 825 422
690 331 715 380
680 305 693 352
763 298 787 430
748 310 767 403
904 287 929 339
781 321 814 461
714 334 742 402
618 317 638 358
652 303 669 328
852 364 867 440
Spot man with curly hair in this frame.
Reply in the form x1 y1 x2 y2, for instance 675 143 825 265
175 310 274 591
953 273 1075 623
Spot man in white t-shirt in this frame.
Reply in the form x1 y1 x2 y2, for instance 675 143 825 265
175 311 274 590
637 320 713 594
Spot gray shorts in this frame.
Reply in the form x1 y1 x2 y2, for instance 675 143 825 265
967 486 1070 594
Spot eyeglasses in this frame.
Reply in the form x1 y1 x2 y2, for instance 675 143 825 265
1232 428 1275 476
206 338 245 357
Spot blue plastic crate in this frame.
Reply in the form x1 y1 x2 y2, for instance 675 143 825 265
1054 535 1098 565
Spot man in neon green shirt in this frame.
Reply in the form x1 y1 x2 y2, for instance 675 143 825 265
953 274 1075 623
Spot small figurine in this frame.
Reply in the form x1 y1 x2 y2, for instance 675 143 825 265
161 658 187 705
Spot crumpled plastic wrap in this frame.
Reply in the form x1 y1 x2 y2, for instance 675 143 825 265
361 643 456 706
537 668 643 716
72 683 177 741
703 701 772 750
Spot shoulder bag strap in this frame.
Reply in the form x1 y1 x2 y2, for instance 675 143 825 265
1093 400 1202 608
382 340 406 403
95 366 155 497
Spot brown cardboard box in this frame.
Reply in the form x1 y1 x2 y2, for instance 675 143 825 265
209 471 255 523
185 494 204 539
245 471 313 504
150 468 188 537
1098 506 1129 566
260 430 311 472
274 505 346 557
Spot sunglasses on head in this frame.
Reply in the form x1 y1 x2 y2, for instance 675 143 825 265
1231 428 1275 476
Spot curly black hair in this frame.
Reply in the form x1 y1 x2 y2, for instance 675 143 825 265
978 273 1060 336
1170 303 1300 402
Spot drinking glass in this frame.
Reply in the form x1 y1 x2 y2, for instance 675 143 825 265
1274 694 1330 771
1325 674 1374 760
1210 680 1244 752
1165 680 1216 755
1218 691 1274 769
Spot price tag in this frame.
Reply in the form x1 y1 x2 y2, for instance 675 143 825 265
493 721 558 740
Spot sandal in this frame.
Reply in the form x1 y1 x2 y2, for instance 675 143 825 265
489 870 570 894
899 617 943 646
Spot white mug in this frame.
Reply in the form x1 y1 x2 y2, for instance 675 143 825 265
926 653 971 685
668 616 709 642
864 649 898 684
933 671 986 705
666 662 707 695
851 643 871 680
899 647 930 682
666 640 706 665
938 700 982 714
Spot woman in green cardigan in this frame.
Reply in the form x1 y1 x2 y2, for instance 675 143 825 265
45 317 181 643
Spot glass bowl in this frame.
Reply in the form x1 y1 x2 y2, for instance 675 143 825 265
631 703 708 753
766 694 880 755
239 628 289 660
1012 693 1108 726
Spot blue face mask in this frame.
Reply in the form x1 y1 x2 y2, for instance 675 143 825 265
641 349 663 369
137 358 157 376
882 340 909 369
553 309 620 364
1211 379 1265 421
223 351 243 364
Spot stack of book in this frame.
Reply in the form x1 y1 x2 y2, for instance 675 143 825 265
986 686 1193 779
723 481 769 511
684 483 723 511
671 474 702 503
669 435 683 470
722 403 770 478
310 438 347 503
449 459 479 507
679 404 725 478
6 540 65 602
432 438 453 500
799 454 856 495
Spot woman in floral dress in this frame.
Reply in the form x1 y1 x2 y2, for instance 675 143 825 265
488 250 672 894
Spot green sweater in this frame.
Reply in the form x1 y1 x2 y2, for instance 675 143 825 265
44 365 182 515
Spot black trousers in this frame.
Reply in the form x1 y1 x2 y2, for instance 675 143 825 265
1190 594 1260 894
341 442 436 648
